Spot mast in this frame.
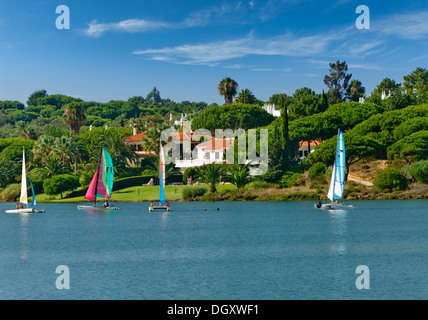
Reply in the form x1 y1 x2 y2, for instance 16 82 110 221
94 147 103 206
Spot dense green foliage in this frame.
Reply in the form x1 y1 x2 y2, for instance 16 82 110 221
373 168 408 191
1 65 428 198
43 174 80 198
308 162 327 182
191 103 275 132
407 161 428 184
182 186 208 201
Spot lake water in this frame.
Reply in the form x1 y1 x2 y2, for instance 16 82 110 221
0 200 426 300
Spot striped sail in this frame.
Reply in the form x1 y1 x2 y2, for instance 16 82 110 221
327 129 346 201
84 147 114 202
19 147 28 205
159 144 166 205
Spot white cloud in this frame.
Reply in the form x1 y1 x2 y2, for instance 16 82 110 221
132 31 343 66
85 19 169 38
375 11 428 40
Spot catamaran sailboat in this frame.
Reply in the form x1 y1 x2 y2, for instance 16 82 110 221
315 129 355 210
78 146 119 212
149 144 171 212
5 147 45 213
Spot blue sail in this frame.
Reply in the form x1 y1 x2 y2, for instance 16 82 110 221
327 129 346 201
29 176 36 207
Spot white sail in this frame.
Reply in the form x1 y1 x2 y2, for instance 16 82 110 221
327 130 345 202
19 147 28 205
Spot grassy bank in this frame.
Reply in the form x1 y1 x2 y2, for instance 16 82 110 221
33 181 428 203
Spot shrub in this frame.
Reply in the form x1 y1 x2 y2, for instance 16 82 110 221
407 160 428 184
182 186 208 200
0 183 20 202
373 168 408 191
308 162 327 183
244 180 275 191
43 174 80 198
277 172 303 188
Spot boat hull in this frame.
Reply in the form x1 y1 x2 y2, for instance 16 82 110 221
149 206 171 212
5 208 45 213
314 202 355 210
77 205 119 211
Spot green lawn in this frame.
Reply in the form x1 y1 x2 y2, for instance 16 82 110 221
36 183 237 203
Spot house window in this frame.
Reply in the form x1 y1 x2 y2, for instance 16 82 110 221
215 152 219 160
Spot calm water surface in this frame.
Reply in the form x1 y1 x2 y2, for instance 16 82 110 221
0 200 426 300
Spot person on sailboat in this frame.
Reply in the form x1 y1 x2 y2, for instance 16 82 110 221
102 200 110 208
165 202 170 207
19 204 24 209
16 203 20 209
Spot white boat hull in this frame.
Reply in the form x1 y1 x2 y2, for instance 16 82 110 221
5 208 45 213
314 202 355 210
77 205 119 211
149 206 171 212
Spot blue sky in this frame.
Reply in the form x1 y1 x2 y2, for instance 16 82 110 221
1 0 428 106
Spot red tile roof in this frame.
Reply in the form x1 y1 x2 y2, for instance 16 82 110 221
125 132 147 143
197 138 235 151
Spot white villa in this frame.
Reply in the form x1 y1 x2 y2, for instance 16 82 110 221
262 104 281 117
174 137 235 169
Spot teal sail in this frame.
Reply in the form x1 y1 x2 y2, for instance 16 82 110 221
96 146 114 200
327 129 346 201
29 177 36 207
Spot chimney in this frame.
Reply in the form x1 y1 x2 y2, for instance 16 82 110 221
133 124 137 136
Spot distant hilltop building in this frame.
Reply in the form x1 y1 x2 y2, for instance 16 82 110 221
262 104 281 117
381 90 391 100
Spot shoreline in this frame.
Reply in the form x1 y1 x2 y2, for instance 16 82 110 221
8 190 428 203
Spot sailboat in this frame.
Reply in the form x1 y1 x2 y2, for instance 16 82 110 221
5 147 45 213
315 129 355 210
149 144 171 212
77 146 119 211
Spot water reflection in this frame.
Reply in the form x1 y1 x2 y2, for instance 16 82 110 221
19 213 30 260
329 210 347 255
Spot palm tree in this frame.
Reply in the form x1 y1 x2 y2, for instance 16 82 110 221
100 130 138 177
30 155 70 180
33 135 56 164
234 89 256 104
217 76 238 104
349 79 366 101
20 127 37 140
63 102 86 135
195 164 225 193
141 129 160 154
52 135 81 172
225 163 252 189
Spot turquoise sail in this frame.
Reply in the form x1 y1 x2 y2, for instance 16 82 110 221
327 129 346 201
29 177 36 207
